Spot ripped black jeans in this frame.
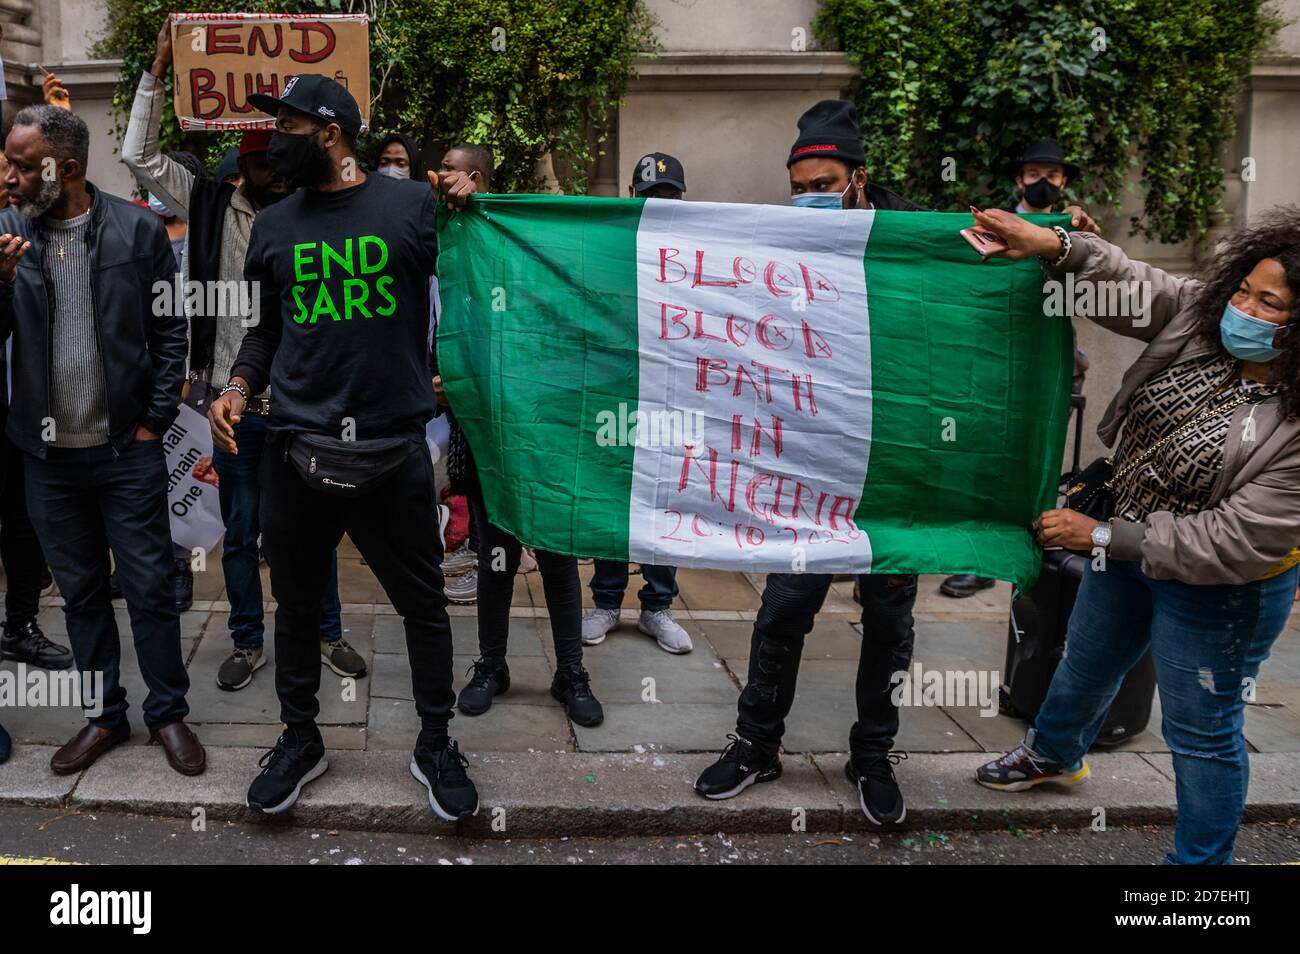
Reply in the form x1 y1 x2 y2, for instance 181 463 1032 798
735 573 917 760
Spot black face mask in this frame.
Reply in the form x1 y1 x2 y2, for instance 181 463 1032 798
243 176 290 209
1022 177 1062 209
267 130 332 189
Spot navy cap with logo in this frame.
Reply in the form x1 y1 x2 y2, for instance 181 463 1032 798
247 74 364 137
632 152 686 193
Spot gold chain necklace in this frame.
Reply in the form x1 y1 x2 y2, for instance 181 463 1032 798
52 201 91 261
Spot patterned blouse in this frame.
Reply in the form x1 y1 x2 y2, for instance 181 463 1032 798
1114 355 1278 521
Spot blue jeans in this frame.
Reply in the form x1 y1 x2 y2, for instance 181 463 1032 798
1029 558 1297 865
212 413 341 649
590 559 678 612
25 441 190 728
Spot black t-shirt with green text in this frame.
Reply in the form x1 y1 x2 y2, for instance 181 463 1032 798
237 174 437 440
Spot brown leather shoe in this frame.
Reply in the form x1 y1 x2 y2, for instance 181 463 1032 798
150 721 206 776
50 722 131 775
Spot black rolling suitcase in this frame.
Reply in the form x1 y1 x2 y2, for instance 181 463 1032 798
999 394 1157 747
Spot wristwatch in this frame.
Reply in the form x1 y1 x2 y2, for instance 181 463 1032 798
1090 521 1112 550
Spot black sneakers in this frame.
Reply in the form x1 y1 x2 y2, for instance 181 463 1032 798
976 743 1089 792
410 737 479 821
457 656 510 715
694 734 782 799
174 559 194 613
1 619 73 670
550 666 604 726
845 752 908 825
246 730 328 814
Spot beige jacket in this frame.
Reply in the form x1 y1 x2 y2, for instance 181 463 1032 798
1049 232 1300 585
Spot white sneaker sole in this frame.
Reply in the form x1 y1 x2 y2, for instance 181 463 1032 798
248 756 328 815
858 788 907 826
699 772 761 800
217 652 267 691
409 757 480 821
697 764 780 800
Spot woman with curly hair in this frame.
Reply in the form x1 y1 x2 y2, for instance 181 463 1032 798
969 206 1300 864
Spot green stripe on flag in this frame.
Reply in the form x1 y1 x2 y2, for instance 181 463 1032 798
436 194 645 559
855 211 1072 588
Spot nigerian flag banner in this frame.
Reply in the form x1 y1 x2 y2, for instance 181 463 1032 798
436 195 1071 589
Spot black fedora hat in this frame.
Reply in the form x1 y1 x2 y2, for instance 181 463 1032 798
1002 139 1081 181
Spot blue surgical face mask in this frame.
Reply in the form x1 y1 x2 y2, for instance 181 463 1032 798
792 181 852 211
1220 301 1285 362
147 193 170 217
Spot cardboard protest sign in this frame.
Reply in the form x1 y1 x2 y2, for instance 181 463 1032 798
170 12 370 131
164 403 225 554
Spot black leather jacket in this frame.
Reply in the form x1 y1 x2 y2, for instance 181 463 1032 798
0 182 187 457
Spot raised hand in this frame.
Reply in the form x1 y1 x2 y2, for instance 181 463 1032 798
0 233 32 282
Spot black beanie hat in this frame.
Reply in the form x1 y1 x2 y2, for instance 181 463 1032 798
787 100 867 169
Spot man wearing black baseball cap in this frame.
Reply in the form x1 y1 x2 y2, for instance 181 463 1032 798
244 74 366 188
210 74 477 821
628 152 686 200
581 153 692 654
695 99 925 827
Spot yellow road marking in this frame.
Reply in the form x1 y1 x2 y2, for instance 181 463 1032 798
0 853 81 865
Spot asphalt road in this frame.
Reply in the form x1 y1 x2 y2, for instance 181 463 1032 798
1 804 1296 865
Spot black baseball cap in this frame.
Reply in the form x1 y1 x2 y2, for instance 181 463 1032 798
632 152 686 193
247 74 364 137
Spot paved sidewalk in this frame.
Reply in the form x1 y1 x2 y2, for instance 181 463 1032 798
2 540 1298 834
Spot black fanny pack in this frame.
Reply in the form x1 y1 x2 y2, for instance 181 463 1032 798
284 433 419 497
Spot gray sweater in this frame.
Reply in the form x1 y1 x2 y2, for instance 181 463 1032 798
43 211 110 448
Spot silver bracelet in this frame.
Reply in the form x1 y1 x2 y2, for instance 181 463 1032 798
1042 226 1071 267
220 381 249 402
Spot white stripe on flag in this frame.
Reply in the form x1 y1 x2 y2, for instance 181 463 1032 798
628 200 876 573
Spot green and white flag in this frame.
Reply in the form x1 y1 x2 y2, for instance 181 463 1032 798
436 195 1071 589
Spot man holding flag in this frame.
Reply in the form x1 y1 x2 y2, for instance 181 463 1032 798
692 101 926 824
691 101 1097 825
